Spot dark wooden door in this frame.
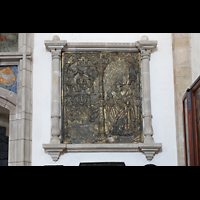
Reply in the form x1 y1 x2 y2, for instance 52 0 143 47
0 127 8 166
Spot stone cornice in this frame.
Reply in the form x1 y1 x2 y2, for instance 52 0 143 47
136 36 158 60
135 38 157 51
45 35 67 52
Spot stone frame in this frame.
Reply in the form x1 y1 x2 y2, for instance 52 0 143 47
0 33 33 166
43 35 162 162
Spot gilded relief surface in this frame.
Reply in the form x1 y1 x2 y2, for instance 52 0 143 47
62 52 143 144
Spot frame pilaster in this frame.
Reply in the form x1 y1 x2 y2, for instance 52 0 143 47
43 35 67 161
136 36 162 160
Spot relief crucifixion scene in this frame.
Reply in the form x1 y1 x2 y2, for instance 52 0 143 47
61 51 143 144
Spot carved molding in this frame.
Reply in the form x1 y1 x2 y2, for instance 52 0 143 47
51 50 61 60
0 52 32 60
139 143 162 161
66 143 139 152
43 144 66 161
140 50 151 60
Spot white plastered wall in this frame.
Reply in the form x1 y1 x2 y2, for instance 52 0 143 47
32 33 177 166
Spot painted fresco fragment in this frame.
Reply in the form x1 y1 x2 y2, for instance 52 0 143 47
0 66 18 93
0 33 18 52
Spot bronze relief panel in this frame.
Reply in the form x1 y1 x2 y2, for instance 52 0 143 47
61 51 143 144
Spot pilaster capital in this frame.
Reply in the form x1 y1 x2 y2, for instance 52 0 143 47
51 50 61 60
135 35 157 60
45 35 67 53
140 49 152 60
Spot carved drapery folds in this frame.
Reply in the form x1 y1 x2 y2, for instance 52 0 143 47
43 35 162 162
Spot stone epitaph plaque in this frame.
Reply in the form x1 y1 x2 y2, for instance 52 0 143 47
61 52 143 144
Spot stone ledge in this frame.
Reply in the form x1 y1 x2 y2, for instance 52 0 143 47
43 142 162 162
0 52 31 60
66 143 140 152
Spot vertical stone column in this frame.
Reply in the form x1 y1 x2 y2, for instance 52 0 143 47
43 36 67 161
136 36 162 161
51 49 62 144
140 49 154 143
